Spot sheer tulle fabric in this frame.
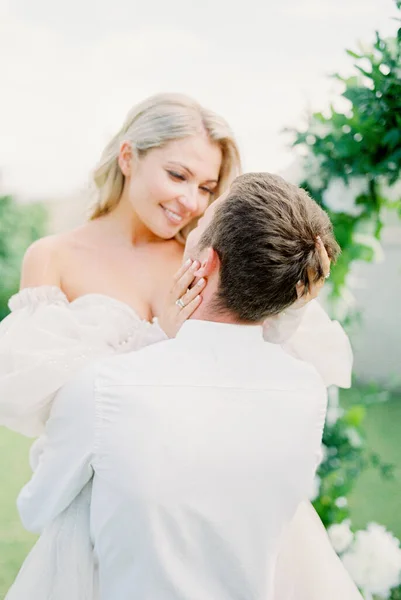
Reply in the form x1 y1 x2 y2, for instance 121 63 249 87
5 484 99 600
265 300 353 389
0 286 167 436
1 287 360 599
273 501 362 599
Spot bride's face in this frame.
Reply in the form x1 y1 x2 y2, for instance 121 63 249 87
119 135 222 239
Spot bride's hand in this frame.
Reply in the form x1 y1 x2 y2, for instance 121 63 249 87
158 259 206 338
294 236 331 309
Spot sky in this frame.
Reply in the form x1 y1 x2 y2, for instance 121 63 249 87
0 0 398 201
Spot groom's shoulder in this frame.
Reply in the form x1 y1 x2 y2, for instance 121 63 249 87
88 338 326 393
261 343 326 392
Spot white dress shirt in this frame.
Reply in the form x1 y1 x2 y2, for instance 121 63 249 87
18 319 327 600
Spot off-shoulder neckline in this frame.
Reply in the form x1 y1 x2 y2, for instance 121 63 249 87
9 285 147 323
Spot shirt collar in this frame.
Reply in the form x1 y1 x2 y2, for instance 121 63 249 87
176 319 265 347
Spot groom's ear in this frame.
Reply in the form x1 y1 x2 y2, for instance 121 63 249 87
194 247 219 278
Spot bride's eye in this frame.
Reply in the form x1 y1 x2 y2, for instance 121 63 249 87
199 186 213 195
168 170 186 182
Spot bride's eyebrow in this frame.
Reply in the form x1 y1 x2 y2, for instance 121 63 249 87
168 162 218 184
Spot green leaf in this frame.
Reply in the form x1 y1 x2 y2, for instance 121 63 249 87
343 405 366 427
383 128 401 148
355 65 372 79
346 49 362 59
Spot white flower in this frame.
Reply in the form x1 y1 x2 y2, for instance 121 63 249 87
335 496 348 509
328 520 354 553
309 475 321 501
320 443 329 463
322 177 367 216
341 523 401 598
345 427 363 448
326 385 344 425
326 405 344 426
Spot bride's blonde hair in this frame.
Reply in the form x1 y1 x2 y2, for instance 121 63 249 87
90 93 241 241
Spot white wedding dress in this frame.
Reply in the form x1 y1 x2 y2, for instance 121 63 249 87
0 286 362 599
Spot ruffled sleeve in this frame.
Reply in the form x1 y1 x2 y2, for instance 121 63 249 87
0 286 167 438
263 300 353 389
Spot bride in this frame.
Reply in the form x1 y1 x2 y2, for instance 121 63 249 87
0 93 361 599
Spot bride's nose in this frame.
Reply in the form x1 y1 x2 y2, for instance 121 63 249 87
178 189 198 214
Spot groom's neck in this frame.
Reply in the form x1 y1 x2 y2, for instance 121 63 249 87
188 303 247 326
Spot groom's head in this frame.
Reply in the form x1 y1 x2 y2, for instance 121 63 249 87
185 172 339 323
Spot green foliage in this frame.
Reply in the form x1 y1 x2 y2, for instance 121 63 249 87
290 1 401 303
313 385 400 598
314 386 394 529
0 196 48 320
391 586 401 600
291 5 401 595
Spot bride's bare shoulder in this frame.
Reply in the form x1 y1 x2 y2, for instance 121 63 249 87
20 226 91 289
20 234 63 288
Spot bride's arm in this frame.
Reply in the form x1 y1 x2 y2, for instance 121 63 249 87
0 285 116 437
0 236 69 436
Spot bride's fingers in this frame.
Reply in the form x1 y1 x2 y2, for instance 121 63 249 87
294 237 331 307
171 260 200 300
177 291 203 323
316 236 331 279
296 280 306 300
180 277 206 307
172 258 193 284
175 278 206 323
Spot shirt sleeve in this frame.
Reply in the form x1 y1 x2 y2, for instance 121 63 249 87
17 363 98 533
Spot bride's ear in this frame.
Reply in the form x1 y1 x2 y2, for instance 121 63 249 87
118 141 133 176
194 248 219 278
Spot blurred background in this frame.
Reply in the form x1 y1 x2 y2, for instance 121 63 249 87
0 0 400 597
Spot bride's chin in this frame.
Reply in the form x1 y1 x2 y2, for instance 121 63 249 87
146 215 179 240
154 223 180 240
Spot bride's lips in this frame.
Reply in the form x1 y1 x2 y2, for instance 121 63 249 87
161 205 185 226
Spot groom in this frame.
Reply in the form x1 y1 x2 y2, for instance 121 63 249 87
18 173 337 599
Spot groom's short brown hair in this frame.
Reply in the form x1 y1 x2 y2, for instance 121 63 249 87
199 172 340 322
